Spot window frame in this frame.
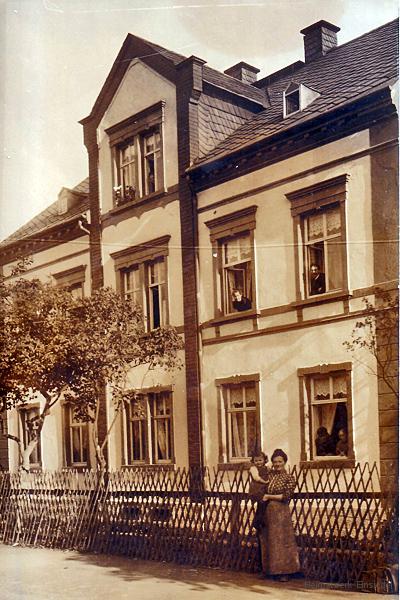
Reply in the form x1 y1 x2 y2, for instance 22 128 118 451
63 404 90 469
216 374 261 467
111 235 170 332
123 388 175 466
19 405 42 469
286 175 349 303
106 101 166 207
52 265 86 298
205 206 257 319
298 362 355 468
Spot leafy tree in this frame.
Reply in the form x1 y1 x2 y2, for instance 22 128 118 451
343 287 398 400
0 272 183 471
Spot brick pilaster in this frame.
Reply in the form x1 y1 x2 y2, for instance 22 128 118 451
176 56 205 468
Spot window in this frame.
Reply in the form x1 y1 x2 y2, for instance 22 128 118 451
283 82 321 118
64 405 89 468
19 406 41 468
124 390 174 465
286 175 348 300
112 235 170 331
53 265 86 298
222 234 253 314
205 206 257 317
285 88 300 115
304 206 343 296
106 101 165 206
217 376 261 464
298 363 354 464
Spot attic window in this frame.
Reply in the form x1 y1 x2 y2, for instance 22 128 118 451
285 88 300 115
283 82 321 118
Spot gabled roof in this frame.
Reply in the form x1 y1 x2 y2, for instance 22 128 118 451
190 19 399 170
80 33 266 126
0 178 89 250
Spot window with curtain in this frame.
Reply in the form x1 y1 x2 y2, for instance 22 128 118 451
19 406 42 467
125 391 174 465
64 405 89 468
222 381 258 462
303 205 343 297
119 254 169 332
221 233 253 314
302 369 352 461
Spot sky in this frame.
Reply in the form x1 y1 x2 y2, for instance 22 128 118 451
0 0 398 242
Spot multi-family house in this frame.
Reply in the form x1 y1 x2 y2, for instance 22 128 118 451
189 19 398 488
0 180 92 470
1 19 398 486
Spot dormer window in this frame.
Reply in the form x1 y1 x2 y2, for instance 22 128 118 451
283 82 321 118
285 86 300 115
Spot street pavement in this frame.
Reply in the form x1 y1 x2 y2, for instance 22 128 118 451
0 545 394 600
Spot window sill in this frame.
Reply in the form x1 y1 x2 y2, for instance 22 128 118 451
209 309 260 327
300 458 355 469
109 188 168 216
218 462 251 471
291 290 351 308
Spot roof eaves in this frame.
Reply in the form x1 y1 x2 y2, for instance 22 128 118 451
188 81 396 172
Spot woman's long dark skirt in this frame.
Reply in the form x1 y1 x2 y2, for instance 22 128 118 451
259 500 300 575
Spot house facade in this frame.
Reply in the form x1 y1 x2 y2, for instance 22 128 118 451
1 19 398 486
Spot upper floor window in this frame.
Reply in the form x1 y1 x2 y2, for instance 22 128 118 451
205 206 257 317
106 101 165 207
53 265 86 298
19 406 41 468
298 363 354 465
216 375 261 465
285 87 300 115
286 175 348 300
111 235 170 331
64 405 89 468
124 390 174 465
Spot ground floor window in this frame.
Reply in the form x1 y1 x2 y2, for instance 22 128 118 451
217 376 261 464
64 405 89 467
298 363 354 463
19 406 41 468
125 390 174 465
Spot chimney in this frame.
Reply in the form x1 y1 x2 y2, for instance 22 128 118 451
300 20 340 63
224 61 260 84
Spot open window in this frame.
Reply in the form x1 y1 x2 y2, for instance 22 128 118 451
298 363 354 465
111 235 170 331
286 175 348 301
106 101 165 206
205 206 257 317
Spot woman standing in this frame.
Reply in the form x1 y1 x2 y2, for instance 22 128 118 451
259 449 300 581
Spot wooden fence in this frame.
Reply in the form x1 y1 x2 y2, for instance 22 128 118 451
0 463 397 589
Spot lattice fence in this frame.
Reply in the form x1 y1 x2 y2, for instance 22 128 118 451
0 463 397 587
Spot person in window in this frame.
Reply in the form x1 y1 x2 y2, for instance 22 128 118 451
315 426 335 456
310 263 326 295
335 428 348 456
256 449 300 582
232 288 252 311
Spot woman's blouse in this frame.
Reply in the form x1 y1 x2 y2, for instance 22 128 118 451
267 470 296 503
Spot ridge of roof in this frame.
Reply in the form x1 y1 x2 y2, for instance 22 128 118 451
190 18 399 170
0 178 89 249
